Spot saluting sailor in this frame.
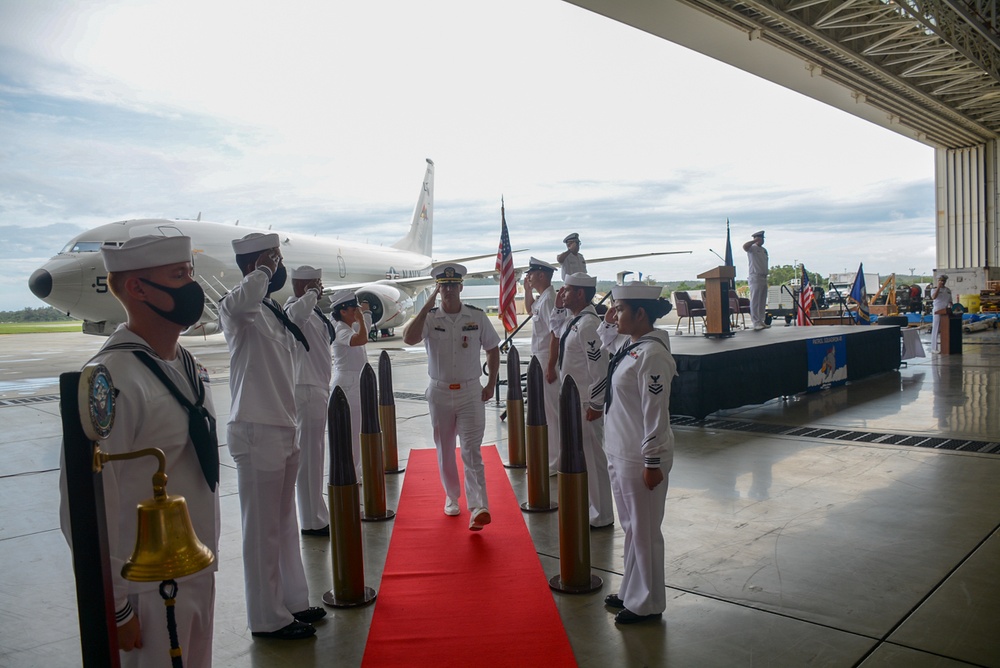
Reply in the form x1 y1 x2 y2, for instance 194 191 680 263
220 233 325 641
546 272 614 528
598 282 677 625
59 235 221 666
283 266 334 536
557 232 587 281
403 263 500 531
328 288 373 482
522 256 562 475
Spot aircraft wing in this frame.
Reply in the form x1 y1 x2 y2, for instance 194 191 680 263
563 250 691 267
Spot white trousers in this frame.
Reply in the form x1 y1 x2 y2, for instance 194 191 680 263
749 276 768 327
427 383 488 510
228 422 310 632
931 314 943 352
607 452 668 616
580 412 614 526
332 377 363 481
536 353 562 473
295 384 330 531
121 572 215 668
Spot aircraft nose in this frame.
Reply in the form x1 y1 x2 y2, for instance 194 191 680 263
29 268 52 299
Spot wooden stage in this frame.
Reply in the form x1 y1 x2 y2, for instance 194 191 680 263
667 325 902 419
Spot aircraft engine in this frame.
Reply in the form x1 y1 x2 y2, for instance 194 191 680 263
355 283 414 331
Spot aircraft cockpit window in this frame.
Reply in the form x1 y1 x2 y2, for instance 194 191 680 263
60 241 106 253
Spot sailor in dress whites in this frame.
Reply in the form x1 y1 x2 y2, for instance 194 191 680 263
328 288 373 481
522 257 562 475
557 232 587 281
930 274 953 353
220 233 325 640
403 263 500 530
743 230 769 330
597 282 677 625
59 235 221 667
545 272 614 528
283 266 335 536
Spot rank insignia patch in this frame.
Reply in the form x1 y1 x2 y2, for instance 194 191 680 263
648 374 663 394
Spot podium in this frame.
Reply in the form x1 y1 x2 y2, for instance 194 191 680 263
697 266 736 338
939 313 962 355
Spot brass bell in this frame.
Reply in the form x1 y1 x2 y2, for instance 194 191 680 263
122 489 215 582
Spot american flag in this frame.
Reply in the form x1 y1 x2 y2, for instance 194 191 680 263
797 264 814 326
496 200 518 333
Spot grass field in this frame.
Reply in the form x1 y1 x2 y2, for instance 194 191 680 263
0 321 81 334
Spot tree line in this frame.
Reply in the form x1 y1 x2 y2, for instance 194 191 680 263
0 306 78 323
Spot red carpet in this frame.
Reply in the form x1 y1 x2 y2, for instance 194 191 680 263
362 446 577 667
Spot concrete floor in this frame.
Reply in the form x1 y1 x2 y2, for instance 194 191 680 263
0 319 998 667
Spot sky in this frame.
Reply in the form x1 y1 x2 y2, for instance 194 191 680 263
0 0 936 312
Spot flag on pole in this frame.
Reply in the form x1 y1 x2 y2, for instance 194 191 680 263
797 264 814 326
496 199 518 333
724 219 735 293
849 262 870 325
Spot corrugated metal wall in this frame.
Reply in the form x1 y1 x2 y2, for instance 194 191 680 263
935 139 998 270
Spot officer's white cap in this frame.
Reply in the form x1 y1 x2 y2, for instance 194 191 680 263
563 232 580 244
101 235 192 273
527 257 556 272
291 265 322 280
751 230 765 238
433 263 466 283
330 289 358 308
611 282 663 301
564 272 596 288
232 232 280 254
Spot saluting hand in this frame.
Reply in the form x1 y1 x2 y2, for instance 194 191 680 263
255 250 279 275
604 305 618 325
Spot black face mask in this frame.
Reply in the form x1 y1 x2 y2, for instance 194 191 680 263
139 279 205 327
268 264 287 294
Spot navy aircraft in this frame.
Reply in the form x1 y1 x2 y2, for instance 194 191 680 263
29 158 687 336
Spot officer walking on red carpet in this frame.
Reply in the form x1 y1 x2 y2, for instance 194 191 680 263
598 282 677 625
403 263 500 530
283 265 334 537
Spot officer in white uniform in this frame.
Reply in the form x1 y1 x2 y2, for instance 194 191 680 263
59 235 221 667
930 274 953 353
557 232 587 281
522 257 561 475
546 272 614 528
329 288 373 481
403 263 500 530
598 282 677 625
283 266 334 536
220 233 325 640
743 230 769 330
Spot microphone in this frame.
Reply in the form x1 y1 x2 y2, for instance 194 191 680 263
708 249 725 263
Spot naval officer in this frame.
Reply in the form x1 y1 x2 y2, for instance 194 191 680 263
598 282 676 625
557 232 587 281
220 233 325 640
403 263 500 530
743 230 769 330
283 266 335 536
546 272 614 528
59 235 221 666
329 288 373 481
523 257 562 475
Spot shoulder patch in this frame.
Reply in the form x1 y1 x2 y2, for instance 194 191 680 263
648 374 663 395
429 307 439 313
465 303 483 311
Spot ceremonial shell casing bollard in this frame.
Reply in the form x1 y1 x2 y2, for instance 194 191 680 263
360 363 395 522
550 377 602 593
522 356 557 512
503 344 527 469
323 386 376 608
378 351 404 474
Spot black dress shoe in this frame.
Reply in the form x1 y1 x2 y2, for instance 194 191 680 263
251 621 316 640
604 594 625 609
292 606 327 623
301 525 330 537
590 522 614 530
614 608 663 625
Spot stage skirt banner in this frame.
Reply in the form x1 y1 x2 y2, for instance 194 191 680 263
807 335 847 391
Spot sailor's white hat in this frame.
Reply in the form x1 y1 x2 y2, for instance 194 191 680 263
291 265 322 280
527 257 556 272
564 272 596 288
101 235 192 273
433 263 466 283
611 282 663 301
330 289 358 308
232 232 280 254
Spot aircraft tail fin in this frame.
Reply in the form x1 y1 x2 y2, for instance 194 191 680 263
392 159 434 257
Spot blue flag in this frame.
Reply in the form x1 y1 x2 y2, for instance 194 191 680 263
724 219 735 292
849 263 870 325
